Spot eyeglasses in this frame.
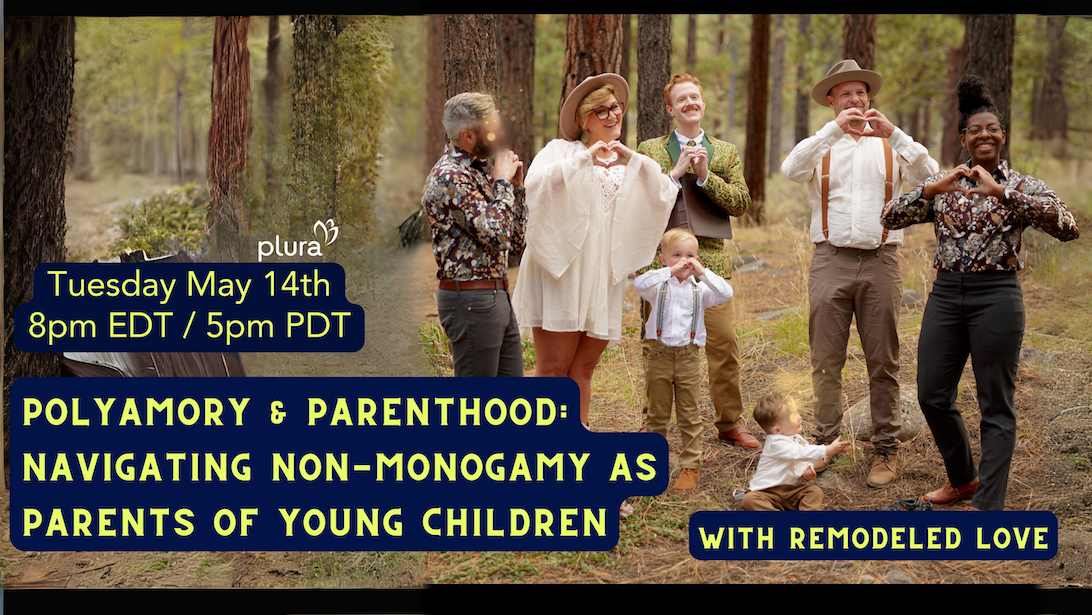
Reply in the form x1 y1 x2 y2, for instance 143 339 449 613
964 125 1003 137
594 103 624 120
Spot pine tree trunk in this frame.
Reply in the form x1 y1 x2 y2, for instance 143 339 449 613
727 31 738 132
714 14 727 139
1037 15 1069 156
559 14 623 128
794 14 811 144
263 15 284 195
941 37 964 167
497 14 535 164
962 14 1015 163
636 14 671 143
3 15 76 487
208 16 253 263
444 14 498 99
174 71 184 185
620 14 631 145
425 14 446 167
290 15 340 236
768 14 785 178
686 14 698 71
843 14 876 70
744 14 770 225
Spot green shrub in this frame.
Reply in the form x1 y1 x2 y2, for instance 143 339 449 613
113 183 208 257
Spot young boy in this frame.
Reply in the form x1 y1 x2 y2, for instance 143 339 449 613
742 393 852 510
634 228 734 491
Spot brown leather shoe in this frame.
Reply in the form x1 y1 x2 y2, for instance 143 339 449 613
719 426 760 448
923 477 980 505
866 451 898 488
674 468 700 491
811 457 829 473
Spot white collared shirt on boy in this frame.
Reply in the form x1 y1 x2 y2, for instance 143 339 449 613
748 433 828 492
633 267 733 348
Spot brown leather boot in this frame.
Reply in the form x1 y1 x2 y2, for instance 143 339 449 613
673 468 700 491
866 451 898 488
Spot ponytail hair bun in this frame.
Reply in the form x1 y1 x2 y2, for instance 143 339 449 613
957 75 1003 133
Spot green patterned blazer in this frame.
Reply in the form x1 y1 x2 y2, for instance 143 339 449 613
636 132 751 277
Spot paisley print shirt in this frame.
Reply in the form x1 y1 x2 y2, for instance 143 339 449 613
422 144 527 280
881 160 1079 272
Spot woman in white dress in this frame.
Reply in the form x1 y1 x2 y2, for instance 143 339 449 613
512 73 678 427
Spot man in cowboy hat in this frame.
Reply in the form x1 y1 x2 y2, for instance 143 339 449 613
636 73 756 449
781 59 939 487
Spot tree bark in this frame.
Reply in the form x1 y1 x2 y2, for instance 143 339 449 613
962 14 1015 163
768 14 785 178
290 15 341 236
941 36 964 167
686 14 698 71
559 14 623 128
727 24 739 132
620 14 631 145
3 16 76 488
263 16 284 195
1034 15 1069 155
497 14 535 165
208 16 253 263
794 14 811 144
636 14 672 143
426 14 446 167
444 14 498 99
744 14 770 225
843 14 876 70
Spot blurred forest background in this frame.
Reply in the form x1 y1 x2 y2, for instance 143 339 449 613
57 15 1092 254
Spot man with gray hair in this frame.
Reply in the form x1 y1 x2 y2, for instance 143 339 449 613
422 92 527 377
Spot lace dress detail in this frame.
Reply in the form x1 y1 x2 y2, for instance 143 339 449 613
591 154 625 208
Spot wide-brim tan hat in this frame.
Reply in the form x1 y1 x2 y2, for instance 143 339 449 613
811 59 883 107
558 72 630 141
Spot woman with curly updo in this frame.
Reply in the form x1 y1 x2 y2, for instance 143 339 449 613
881 75 1079 510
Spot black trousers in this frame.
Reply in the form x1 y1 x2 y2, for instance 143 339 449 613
917 270 1024 510
437 288 523 377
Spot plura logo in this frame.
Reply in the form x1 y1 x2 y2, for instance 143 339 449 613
258 219 339 262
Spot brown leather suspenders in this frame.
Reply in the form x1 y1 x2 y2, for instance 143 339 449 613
820 138 894 244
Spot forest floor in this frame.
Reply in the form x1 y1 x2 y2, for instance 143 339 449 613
2 155 1090 589
417 158 1092 586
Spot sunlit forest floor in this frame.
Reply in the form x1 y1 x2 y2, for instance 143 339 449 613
2 154 1090 588
419 159 1092 585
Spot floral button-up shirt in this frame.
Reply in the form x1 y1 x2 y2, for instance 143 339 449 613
422 144 527 281
881 160 1079 272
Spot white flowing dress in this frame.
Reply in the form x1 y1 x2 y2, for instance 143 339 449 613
512 139 678 345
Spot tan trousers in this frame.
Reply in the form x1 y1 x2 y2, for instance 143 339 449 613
807 242 902 453
641 299 745 433
644 339 703 469
741 482 824 511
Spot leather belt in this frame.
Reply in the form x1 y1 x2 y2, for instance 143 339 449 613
815 242 892 256
439 279 508 291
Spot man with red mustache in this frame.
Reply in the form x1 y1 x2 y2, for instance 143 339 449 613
781 60 939 488
637 73 756 450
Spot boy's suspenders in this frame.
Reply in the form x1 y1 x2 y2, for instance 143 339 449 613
820 137 894 244
655 277 701 343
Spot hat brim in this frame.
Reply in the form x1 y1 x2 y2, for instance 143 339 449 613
559 73 630 141
811 70 883 107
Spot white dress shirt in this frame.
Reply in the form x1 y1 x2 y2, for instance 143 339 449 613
781 121 939 249
670 128 708 188
633 267 733 348
748 433 828 492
